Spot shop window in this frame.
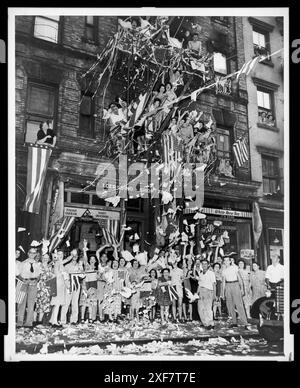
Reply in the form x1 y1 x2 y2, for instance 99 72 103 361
25 82 57 144
126 198 144 212
70 192 90 205
257 88 276 127
213 52 227 75
85 16 98 42
262 155 280 195
79 93 95 137
268 228 284 264
34 16 60 43
92 195 107 207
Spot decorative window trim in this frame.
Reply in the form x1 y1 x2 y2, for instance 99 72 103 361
248 17 274 33
256 146 283 157
252 77 279 91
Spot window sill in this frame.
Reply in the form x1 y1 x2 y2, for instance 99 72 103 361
255 57 274 68
81 37 98 45
257 122 280 132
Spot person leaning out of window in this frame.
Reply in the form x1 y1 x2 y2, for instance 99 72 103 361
36 120 57 147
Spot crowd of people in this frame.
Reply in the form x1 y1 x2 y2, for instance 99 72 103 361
15 240 284 331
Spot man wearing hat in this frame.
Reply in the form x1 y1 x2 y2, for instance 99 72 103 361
16 247 41 328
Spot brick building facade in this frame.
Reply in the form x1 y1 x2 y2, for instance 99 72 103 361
15 15 267 262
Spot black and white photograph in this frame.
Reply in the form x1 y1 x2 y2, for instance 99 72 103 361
5 7 291 361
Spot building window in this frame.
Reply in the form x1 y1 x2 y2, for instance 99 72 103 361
34 16 60 43
25 82 56 143
257 88 276 126
216 127 234 178
252 29 270 58
262 155 280 194
211 16 229 25
85 16 97 42
79 93 95 137
213 52 227 75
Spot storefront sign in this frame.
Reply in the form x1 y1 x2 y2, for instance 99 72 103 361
198 207 252 218
64 206 120 220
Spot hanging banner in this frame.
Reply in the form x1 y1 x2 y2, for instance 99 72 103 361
64 206 120 221
184 207 252 218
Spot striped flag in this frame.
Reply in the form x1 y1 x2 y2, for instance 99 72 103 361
23 145 52 214
100 218 120 246
162 131 182 173
70 273 81 291
168 285 179 301
127 92 151 128
236 56 261 80
16 278 27 304
48 216 75 253
233 137 249 167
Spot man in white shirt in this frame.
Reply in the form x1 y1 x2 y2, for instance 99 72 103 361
16 247 41 328
170 260 184 322
265 254 284 292
221 257 248 328
60 249 85 325
197 259 216 329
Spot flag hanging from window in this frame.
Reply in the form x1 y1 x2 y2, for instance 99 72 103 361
99 218 120 246
233 137 249 167
23 145 52 214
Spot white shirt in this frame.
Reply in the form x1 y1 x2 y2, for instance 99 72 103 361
198 270 216 291
222 265 239 282
265 263 284 283
170 267 183 287
16 258 41 279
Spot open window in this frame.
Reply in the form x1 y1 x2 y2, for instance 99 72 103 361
261 155 280 195
34 15 60 43
257 88 275 127
79 93 95 138
213 52 228 75
85 16 98 42
25 82 57 144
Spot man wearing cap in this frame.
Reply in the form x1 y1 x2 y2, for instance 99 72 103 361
265 254 284 296
16 247 41 328
221 256 248 328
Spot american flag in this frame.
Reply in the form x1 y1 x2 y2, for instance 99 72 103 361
99 219 120 246
162 131 182 173
233 137 249 167
69 274 82 291
48 216 75 253
168 285 179 301
16 278 27 304
23 145 52 214
127 92 151 128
